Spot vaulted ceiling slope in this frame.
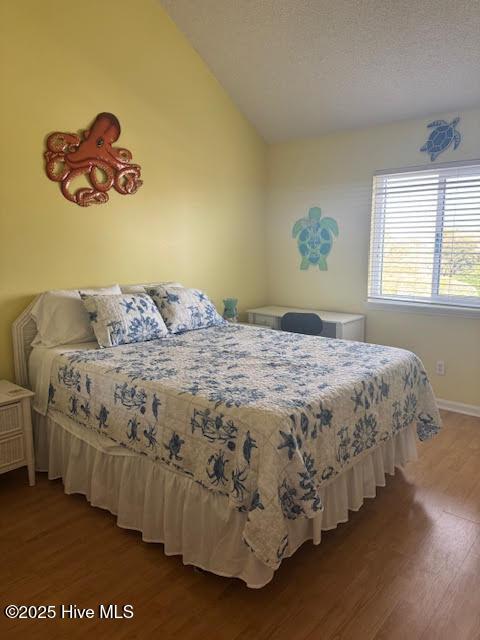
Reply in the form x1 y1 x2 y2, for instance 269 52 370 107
160 0 480 142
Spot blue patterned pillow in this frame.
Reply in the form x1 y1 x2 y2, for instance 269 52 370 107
148 286 225 334
82 294 168 347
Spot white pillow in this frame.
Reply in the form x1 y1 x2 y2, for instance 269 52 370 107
121 282 183 294
31 285 121 347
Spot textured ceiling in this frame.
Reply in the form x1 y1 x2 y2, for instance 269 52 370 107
160 0 480 141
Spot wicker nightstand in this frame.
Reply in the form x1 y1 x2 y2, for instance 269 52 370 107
0 380 35 486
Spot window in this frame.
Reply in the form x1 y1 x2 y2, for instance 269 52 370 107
368 161 480 311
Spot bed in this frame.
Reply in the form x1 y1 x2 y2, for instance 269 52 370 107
12 285 441 587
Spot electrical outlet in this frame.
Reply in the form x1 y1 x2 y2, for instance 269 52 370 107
436 360 445 376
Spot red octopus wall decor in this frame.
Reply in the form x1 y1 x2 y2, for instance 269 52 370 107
44 113 143 207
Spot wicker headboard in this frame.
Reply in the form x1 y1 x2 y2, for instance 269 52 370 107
12 298 39 388
11 282 178 389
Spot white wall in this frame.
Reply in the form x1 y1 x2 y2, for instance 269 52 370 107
267 109 480 406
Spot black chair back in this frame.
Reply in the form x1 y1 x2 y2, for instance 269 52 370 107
280 312 324 336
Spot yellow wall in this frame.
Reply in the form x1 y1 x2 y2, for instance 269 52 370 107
267 109 480 406
0 0 267 380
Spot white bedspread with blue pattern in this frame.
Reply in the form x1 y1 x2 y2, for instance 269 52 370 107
46 324 440 569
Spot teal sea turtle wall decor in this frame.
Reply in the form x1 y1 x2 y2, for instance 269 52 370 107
292 206 339 271
420 117 461 161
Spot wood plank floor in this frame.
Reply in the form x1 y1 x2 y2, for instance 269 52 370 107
1 410 479 639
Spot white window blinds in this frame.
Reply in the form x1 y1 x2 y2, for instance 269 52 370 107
368 161 480 309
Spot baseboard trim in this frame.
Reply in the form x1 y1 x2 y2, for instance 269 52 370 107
436 398 480 418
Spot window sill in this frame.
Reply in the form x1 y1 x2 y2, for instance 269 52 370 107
367 298 480 319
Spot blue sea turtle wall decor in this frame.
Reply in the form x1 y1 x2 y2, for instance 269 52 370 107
420 117 461 161
292 206 339 271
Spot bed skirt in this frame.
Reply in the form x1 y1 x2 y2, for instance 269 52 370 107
33 410 418 588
